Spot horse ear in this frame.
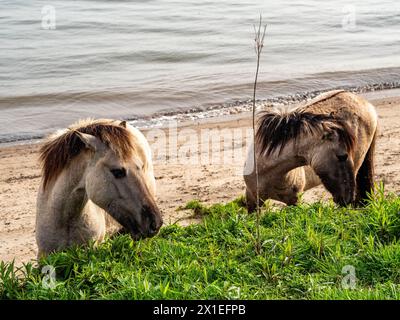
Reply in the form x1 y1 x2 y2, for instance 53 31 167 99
75 131 102 152
120 121 127 128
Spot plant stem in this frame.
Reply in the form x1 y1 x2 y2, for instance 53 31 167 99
252 15 267 254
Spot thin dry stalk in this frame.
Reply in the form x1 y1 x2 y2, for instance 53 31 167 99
252 15 267 254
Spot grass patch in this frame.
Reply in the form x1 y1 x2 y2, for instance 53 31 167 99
1 187 400 299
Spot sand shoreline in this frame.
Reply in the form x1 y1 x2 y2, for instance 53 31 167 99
1 93 400 265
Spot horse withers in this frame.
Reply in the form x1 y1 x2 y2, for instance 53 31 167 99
36 119 163 257
244 90 378 211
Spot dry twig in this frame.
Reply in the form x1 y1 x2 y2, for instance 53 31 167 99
252 15 267 254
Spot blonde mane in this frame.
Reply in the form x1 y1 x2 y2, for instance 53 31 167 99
39 119 135 190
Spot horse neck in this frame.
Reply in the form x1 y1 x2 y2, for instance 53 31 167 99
45 152 92 222
258 141 307 175
257 134 322 186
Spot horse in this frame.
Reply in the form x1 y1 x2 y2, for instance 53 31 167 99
36 119 163 257
244 90 378 212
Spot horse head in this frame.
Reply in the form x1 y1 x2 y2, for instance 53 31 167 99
309 124 356 206
75 124 163 239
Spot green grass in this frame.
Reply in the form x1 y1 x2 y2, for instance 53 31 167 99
1 185 400 300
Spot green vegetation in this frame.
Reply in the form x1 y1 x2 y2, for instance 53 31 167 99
1 186 400 300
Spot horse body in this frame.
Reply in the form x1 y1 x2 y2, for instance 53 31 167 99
36 119 161 257
244 90 378 211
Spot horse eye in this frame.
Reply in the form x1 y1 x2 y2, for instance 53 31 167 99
336 154 348 162
110 168 126 179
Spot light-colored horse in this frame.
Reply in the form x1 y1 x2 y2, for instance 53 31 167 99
36 119 163 257
244 90 378 211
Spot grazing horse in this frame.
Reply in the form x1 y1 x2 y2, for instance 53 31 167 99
244 90 378 211
36 119 163 257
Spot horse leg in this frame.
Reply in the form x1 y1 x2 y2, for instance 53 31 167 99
275 170 305 206
355 130 377 205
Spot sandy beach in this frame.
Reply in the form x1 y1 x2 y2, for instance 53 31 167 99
1 94 400 265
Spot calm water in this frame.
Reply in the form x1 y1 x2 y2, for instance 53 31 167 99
0 0 399 143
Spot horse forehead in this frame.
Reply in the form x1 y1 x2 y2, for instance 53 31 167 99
126 156 145 169
100 150 142 166
317 142 347 160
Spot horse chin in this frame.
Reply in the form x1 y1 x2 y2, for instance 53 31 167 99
130 232 144 241
129 228 159 241
115 214 143 240
334 194 354 207
115 215 156 241
335 197 347 206
124 219 154 241
107 203 162 240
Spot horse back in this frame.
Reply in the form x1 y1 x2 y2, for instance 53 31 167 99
303 90 377 124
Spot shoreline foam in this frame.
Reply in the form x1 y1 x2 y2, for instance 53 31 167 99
1 79 400 146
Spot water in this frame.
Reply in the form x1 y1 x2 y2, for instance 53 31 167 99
0 0 399 143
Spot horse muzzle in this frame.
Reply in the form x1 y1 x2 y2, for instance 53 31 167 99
141 204 163 238
334 191 355 207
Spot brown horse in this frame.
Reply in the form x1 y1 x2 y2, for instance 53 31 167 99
36 119 163 257
244 90 378 211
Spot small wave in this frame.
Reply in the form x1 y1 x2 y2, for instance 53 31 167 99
127 80 400 129
1 67 399 145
